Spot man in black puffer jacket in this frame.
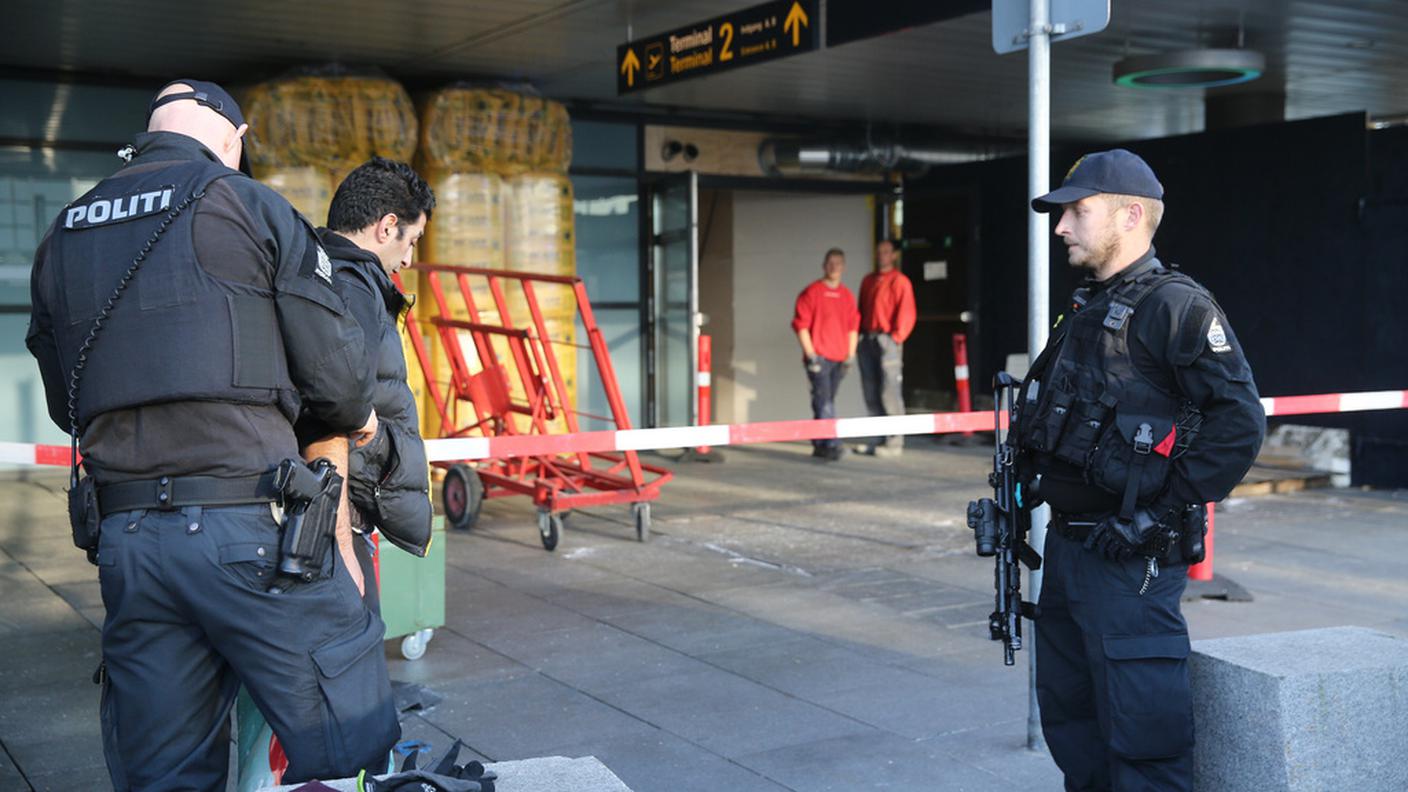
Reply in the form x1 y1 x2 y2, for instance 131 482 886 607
312 157 436 608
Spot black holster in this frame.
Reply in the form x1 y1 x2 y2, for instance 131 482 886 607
271 457 342 589
1179 503 1208 565
68 474 101 566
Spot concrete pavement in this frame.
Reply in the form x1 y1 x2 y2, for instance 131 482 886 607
1 440 1404 791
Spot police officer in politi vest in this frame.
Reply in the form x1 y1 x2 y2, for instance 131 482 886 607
1018 149 1266 791
26 79 398 789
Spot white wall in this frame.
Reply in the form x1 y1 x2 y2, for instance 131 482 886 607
715 191 873 424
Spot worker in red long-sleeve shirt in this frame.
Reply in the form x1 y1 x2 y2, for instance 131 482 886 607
791 247 860 461
856 239 916 457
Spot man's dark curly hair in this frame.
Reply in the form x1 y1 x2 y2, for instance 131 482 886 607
327 156 435 235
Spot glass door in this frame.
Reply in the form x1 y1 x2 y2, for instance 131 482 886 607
647 171 698 427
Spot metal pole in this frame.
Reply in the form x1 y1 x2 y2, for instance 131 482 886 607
687 170 700 427
1026 0 1051 754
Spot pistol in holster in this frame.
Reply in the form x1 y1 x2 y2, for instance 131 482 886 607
269 457 342 592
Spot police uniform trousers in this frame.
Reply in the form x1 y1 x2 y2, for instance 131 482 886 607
96 503 400 791
1035 526 1194 792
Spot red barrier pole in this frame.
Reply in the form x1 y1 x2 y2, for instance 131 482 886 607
952 333 972 413
695 335 713 455
1189 502 1215 581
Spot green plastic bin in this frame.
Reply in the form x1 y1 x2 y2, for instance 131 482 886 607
379 515 446 660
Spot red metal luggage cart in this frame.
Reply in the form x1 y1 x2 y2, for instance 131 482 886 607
396 263 672 550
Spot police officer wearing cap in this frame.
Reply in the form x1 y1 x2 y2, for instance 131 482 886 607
26 79 399 789
1018 149 1265 791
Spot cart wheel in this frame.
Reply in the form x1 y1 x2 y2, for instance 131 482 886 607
400 628 433 661
442 464 483 531
537 510 564 551
633 502 651 543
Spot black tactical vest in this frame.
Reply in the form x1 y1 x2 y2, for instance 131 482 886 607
47 158 294 431
1018 260 1197 517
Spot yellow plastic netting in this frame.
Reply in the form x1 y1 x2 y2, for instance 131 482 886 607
416 171 506 438
417 87 576 437
242 72 418 224
420 87 572 176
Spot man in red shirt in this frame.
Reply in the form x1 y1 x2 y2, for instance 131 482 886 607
792 247 860 461
856 239 916 457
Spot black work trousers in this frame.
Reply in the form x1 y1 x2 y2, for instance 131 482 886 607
96 503 399 791
1035 527 1194 792
806 357 847 451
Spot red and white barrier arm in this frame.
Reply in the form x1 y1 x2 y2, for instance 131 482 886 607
5 389 1406 466
1259 390 1408 417
420 388 1408 462
421 412 993 462
0 442 73 466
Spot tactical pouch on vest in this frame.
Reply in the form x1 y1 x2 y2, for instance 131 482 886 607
68 473 100 565
1031 387 1074 453
1179 503 1208 564
1089 413 1176 513
1052 393 1117 468
271 457 341 589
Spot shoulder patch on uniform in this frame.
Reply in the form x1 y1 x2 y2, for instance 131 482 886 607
315 245 333 285
1206 317 1232 353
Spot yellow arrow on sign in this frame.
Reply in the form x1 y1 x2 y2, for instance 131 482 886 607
783 1 809 47
621 48 641 87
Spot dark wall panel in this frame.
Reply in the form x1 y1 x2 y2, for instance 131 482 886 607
906 113 1408 486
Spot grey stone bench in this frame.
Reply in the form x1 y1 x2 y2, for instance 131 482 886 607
263 755 632 792
1190 626 1408 792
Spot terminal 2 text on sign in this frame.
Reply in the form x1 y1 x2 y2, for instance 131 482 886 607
617 0 819 94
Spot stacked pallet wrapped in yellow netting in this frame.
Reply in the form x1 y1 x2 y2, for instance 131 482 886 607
242 70 431 421
418 86 575 436
242 71 419 226
241 75 577 440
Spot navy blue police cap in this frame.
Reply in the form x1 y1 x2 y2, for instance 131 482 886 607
1031 149 1163 213
148 79 245 130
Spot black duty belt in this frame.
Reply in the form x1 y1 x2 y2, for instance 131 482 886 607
1052 512 1101 542
97 472 280 516
1053 510 1191 564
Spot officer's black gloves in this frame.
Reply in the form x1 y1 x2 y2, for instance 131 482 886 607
1085 508 1167 561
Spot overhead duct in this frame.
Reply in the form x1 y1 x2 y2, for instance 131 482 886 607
758 138 1011 176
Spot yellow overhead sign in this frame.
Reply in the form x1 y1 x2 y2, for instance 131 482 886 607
620 48 641 87
615 0 820 95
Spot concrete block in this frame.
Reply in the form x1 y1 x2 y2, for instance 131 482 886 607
484 756 632 792
263 755 631 791
1190 626 1408 792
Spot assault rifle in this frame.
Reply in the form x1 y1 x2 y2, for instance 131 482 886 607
966 372 1043 665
